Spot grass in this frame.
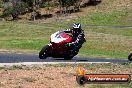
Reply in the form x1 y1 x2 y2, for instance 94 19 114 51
0 21 58 50
74 9 132 26
71 8 132 59
79 32 132 59
0 20 131 59
0 3 132 59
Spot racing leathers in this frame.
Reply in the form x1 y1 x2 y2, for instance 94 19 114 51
63 28 86 52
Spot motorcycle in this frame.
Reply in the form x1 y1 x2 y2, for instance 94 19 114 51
39 31 85 60
128 53 132 61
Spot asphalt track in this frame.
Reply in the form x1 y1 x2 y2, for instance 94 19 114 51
0 53 131 64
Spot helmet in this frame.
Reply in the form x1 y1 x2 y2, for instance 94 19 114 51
73 23 81 30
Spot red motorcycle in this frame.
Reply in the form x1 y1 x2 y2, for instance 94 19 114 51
39 31 85 60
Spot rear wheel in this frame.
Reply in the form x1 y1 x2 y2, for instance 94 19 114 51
64 55 74 60
39 45 49 59
128 53 132 61
64 50 78 60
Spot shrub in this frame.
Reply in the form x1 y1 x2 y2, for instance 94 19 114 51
2 1 28 19
0 1 3 8
40 1 59 8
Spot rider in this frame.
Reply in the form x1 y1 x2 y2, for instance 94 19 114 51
63 23 86 52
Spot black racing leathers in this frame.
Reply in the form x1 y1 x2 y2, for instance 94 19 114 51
63 28 86 51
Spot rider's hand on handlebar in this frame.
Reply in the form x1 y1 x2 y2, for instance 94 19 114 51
67 42 74 47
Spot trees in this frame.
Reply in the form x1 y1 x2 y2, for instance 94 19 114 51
1 0 99 20
2 0 47 20
58 0 81 14
2 0 29 20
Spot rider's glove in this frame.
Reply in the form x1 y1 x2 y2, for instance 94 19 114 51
68 42 75 47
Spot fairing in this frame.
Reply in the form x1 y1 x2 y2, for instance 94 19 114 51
50 31 72 43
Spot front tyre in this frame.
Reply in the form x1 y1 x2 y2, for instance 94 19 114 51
128 53 132 61
39 45 49 59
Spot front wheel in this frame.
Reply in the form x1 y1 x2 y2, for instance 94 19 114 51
128 53 132 61
39 45 49 59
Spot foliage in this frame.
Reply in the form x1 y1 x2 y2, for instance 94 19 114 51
0 1 3 8
58 0 81 13
2 1 28 19
40 1 58 8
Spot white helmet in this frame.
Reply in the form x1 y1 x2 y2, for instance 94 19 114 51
73 23 81 29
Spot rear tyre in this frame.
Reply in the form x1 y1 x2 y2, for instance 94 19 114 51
39 45 49 59
128 53 132 61
64 50 78 60
64 55 74 60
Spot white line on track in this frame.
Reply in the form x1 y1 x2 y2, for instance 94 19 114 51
0 62 110 66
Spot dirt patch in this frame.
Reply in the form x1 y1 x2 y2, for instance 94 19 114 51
0 64 131 88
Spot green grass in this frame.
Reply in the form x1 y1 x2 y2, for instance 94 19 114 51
0 7 132 59
84 27 132 36
0 21 60 50
0 38 49 50
73 9 132 26
73 8 132 59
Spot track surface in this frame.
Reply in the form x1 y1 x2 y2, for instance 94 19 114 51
0 53 130 63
